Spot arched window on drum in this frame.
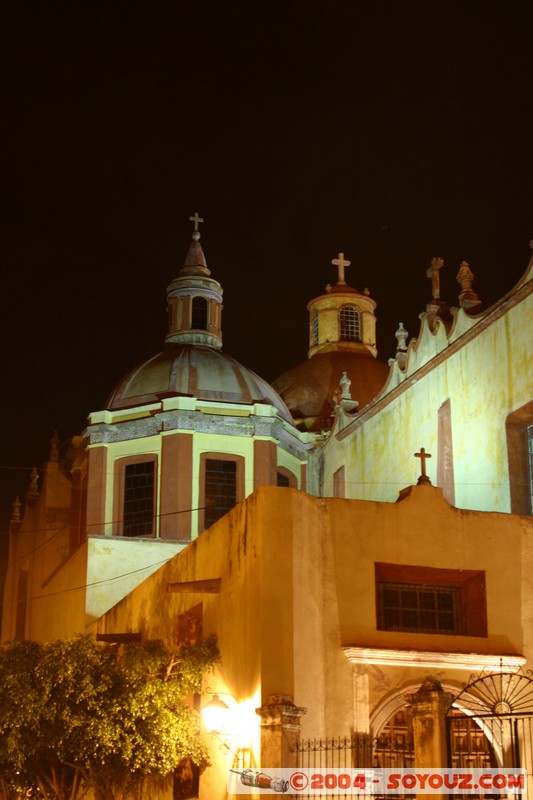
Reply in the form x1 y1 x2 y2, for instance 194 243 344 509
191 296 208 330
339 305 360 342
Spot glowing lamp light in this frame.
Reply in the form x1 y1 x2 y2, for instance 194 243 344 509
202 694 231 735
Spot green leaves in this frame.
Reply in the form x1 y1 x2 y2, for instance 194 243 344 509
0 634 219 799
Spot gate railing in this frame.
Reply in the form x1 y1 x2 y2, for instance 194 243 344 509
293 733 414 799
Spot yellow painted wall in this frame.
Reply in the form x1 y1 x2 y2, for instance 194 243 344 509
92 485 533 798
322 286 533 512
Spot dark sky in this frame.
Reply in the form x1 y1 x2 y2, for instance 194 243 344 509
1 0 532 531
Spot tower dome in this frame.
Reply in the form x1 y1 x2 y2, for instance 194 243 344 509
106 215 293 423
272 252 389 431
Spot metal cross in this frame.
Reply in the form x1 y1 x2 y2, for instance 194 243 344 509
189 212 204 233
414 447 432 484
332 252 351 285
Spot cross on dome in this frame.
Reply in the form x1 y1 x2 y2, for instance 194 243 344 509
189 212 204 241
332 252 351 285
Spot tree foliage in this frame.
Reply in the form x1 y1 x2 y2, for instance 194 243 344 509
0 634 218 800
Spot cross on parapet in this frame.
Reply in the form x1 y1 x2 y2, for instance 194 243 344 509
426 258 444 301
414 447 432 485
189 212 204 240
332 252 351 285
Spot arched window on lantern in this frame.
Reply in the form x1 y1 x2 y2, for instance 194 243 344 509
191 296 208 330
339 305 360 342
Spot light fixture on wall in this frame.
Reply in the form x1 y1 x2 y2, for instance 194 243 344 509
202 687 255 769
202 691 233 735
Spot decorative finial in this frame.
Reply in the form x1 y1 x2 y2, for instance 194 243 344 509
49 431 59 462
414 447 432 485
335 372 358 417
25 467 40 506
11 496 21 523
426 258 444 301
456 261 481 309
189 212 204 242
331 252 351 285
395 322 408 352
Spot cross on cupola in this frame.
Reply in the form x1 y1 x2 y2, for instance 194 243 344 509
189 212 204 241
414 447 432 485
332 252 351 285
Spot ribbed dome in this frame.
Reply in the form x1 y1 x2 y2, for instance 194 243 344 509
272 350 389 431
106 344 294 423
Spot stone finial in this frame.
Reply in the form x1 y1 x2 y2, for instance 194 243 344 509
49 431 59 462
11 496 21 523
394 322 409 368
456 260 481 309
25 467 40 506
340 371 352 400
414 447 432 485
336 372 358 417
395 322 408 352
426 257 444 301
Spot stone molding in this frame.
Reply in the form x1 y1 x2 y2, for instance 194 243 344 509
343 646 526 670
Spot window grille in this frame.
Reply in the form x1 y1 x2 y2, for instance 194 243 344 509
312 312 319 346
377 581 462 635
205 459 237 528
123 461 155 537
339 306 360 341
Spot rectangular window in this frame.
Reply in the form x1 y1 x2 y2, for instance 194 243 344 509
377 581 462 635
375 563 487 637
123 461 155 537
205 458 237 528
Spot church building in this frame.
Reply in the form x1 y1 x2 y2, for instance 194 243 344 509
2 218 533 799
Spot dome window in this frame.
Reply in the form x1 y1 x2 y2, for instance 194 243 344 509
191 296 208 330
311 311 319 346
339 306 361 342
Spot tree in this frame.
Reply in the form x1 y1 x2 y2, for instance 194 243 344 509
0 634 219 800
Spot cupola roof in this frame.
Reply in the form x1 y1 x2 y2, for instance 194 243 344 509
105 216 294 423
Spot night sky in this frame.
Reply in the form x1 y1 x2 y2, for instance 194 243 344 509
2 1 532 534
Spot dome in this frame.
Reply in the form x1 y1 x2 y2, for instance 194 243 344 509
106 344 294 423
272 350 389 431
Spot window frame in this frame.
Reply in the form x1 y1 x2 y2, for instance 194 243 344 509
198 453 244 533
191 295 208 330
276 466 297 488
375 562 487 637
339 305 361 342
113 454 158 537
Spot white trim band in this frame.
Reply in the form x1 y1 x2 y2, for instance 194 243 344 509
343 647 526 670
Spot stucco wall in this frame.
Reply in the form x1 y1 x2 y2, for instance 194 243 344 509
92 485 533 773
321 281 533 513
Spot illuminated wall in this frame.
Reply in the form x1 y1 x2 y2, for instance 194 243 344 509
320 263 533 512
91 485 533 800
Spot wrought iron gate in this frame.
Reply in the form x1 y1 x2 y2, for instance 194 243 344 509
447 664 533 798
